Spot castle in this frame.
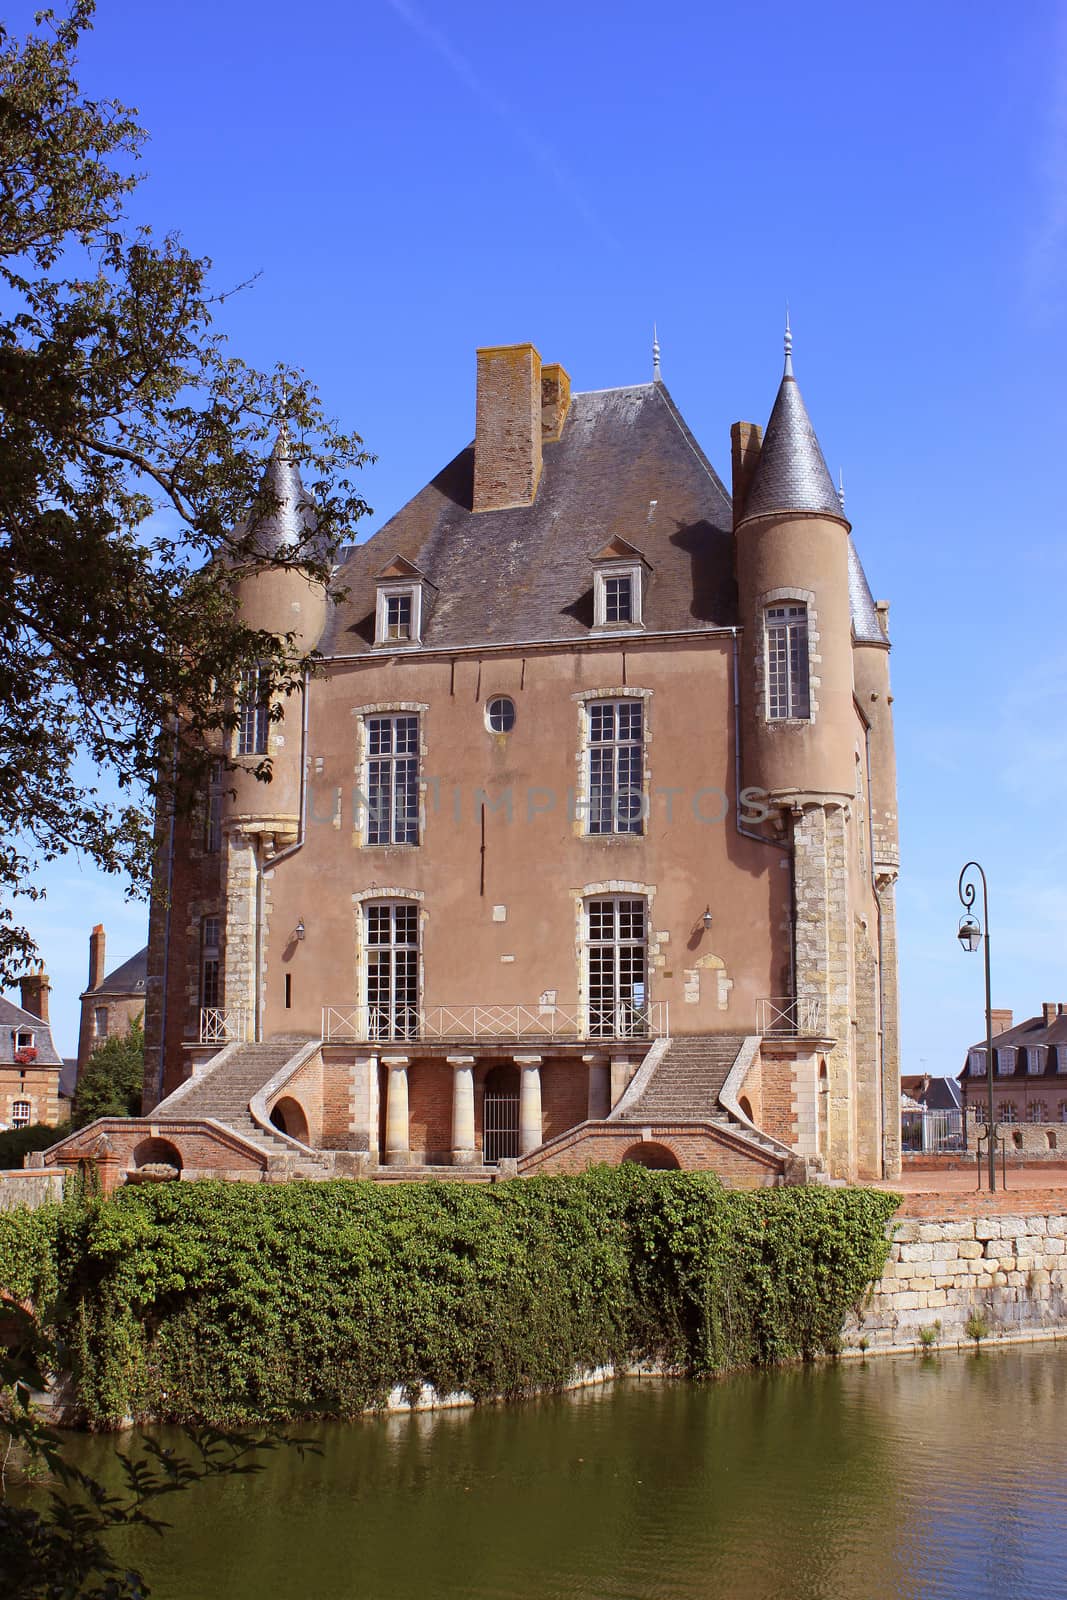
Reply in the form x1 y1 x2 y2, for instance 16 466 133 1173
46 330 901 1188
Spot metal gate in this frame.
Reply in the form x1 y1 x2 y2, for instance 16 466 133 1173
483 1092 519 1164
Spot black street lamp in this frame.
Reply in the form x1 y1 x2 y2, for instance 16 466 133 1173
957 861 997 1192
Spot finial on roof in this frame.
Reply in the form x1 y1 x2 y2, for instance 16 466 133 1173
784 305 794 378
837 468 845 513
652 323 661 381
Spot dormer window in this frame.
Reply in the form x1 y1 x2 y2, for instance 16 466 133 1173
590 537 648 630
15 1030 34 1051
374 557 434 648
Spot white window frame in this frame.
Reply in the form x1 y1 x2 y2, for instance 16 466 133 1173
364 713 420 847
1028 1100 1047 1123
968 1048 986 1077
1027 1046 1045 1076
375 583 423 647
1058 1046 1067 1075
237 665 270 756
765 603 811 721
15 1029 35 1051
363 899 420 1041
11 1100 31 1129
996 1046 1015 1076
999 1101 1018 1124
583 895 649 1039
584 699 645 837
93 1007 108 1040
593 563 643 629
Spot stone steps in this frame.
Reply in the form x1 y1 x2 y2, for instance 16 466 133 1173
616 1035 786 1159
158 1039 328 1168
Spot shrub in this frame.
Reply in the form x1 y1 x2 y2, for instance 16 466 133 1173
0 1171 899 1428
0 1122 63 1169
72 1019 144 1129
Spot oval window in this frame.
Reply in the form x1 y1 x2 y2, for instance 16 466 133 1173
485 697 516 734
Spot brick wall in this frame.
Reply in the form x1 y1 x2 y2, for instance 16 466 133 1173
541 1059 589 1142
519 1120 783 1188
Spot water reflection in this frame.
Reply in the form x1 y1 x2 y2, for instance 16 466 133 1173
68 1345 1067 1600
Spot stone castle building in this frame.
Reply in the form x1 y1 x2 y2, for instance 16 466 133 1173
46 331 902 1189
76 925 148 1077
2 969 63 1130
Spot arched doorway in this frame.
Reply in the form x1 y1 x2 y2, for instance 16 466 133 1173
483 1064 519 1163
270 1096 310 1143
738 1095 754 1122
621 1141 680 1170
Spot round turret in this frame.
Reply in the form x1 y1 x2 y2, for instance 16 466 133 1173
734 336 856 807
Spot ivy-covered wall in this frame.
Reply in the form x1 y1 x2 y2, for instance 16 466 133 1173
0 1171 898 1429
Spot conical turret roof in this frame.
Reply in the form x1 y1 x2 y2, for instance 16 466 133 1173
847 534 886 643
741 332 842 521
240 427 323 559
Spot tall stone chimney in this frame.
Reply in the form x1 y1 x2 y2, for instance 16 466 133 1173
88 923 106 992
990 1008 1013 1036
19 965 50 1023
473 344 544 513
730 421 763 530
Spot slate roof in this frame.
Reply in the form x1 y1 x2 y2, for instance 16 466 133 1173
740 365 842 521
848 535 886 644
241 430 323 561
959 1011 1067 1081
320 372 886 658
901 1074 962 1112
0 997 62 1067
321 382 737 655
84 946 148 999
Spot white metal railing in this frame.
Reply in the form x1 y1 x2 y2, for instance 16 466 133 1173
756 996 823 1038
321 1001 671 1045
199 1006 252 1044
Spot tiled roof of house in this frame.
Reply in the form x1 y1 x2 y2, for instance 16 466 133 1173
320 382 737 655
0 997 62 1066
961 1011 1067 1080
84 946 148 999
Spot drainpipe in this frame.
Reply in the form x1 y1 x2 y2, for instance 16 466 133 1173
155 722 180 1105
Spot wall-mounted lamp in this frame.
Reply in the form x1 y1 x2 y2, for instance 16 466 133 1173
701 906 713 932
294 918 306 942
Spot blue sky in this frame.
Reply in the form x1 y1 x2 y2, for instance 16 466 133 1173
9 0 1067 1066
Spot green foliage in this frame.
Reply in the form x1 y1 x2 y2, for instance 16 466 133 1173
965 1310 991 1344
0 1122 63 1169
0 3 373 979
918 1320 941 1347
0 1172 899 1428
72 1019 145 1129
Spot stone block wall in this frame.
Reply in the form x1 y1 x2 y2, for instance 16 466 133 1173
846 1210 1067 1351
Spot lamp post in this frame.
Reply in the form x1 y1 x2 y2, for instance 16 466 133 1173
957 861 996 1192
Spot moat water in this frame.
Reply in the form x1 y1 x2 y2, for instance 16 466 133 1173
64 1345 1067 1600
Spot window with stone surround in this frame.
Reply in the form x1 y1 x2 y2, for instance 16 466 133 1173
199 916 221 1009
586 700 644 836
364 901 419 1041
998 1101 1017 1123
765 604 811 720
1028 1100 1047 1122
237 666 269 756
585 896 648 1037
11 1099 30 1128
365 714 420 846
93 1007 108 1039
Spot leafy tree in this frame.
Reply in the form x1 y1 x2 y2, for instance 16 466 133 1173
71 1018 144 1128
0 3 372 982
0 1122 62 1168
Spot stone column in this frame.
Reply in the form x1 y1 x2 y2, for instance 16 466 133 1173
516 1055 543 1155
449 1056 477 1165
348 1054 379 1159
876 874 902 1179
383 1056 411 1166
585 1055 610 1121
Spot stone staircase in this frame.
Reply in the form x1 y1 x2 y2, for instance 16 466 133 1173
156 1039 329 1173
613 1034 787 1162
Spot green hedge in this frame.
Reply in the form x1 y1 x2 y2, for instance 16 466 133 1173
0 1170 898 1428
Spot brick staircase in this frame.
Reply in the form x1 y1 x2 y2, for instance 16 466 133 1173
156 1039 329 1172
614 1034 787 1161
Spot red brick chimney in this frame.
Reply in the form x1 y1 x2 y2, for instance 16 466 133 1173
88 923 106 992
1043 1003 1058 1027
990 1007 1013 1036
730 421 763 530
19 965 50 1023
